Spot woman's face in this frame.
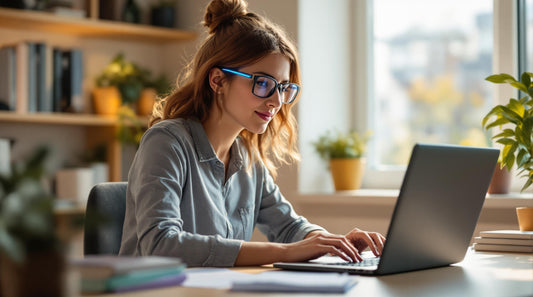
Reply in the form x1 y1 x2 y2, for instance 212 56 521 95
219 53 291 134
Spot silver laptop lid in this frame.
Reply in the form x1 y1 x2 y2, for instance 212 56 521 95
376 143 498 274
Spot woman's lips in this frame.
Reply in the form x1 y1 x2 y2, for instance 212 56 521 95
255 111 273 121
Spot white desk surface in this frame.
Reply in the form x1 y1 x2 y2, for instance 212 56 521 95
86 249 533 297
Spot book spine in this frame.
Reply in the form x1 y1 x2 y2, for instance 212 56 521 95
113 273 187 293
474 237 533 246
7 46 16 110
107 266 186 289
473 243 533 253
60 50 71 112
70 49 84 113
0 47 9 110
15 42 28 114
27 42 37 113
52 48 63 112
35 42 53 112
479 231 533 240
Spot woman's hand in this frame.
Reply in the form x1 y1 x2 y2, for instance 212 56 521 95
344 228 386 257
283 229 386 263
235 229 386 266
282 231 362 262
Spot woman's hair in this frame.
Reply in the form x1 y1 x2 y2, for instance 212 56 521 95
151 0 301 179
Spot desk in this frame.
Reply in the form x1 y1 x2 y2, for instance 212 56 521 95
87 249 532 297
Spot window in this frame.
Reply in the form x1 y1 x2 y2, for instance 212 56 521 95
370 0 493 168
297 1 526 193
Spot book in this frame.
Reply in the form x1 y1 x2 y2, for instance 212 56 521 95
0 47 12 110
70 49 83 113
473 243 533 253
58 49 84 113
479 230 533 240
52 48 63 112
473 236 533 246
80 265 186 293
15 41 29 113
71 255 184 279
26 41 37 113
114 273 186 293
35 42 53 112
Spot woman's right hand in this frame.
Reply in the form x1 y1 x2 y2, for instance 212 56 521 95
281 231 363 263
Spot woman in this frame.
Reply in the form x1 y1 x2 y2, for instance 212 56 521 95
119 0 385 267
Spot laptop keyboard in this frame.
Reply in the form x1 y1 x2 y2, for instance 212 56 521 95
330 257 380 267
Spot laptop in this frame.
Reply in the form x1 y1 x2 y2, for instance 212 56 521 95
274 143 499 275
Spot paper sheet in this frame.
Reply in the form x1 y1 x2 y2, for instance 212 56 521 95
182 268 359 293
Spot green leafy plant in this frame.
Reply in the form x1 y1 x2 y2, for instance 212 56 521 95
313 130 371 161
96 53 173 104
0 147 58 263
482 72 533 191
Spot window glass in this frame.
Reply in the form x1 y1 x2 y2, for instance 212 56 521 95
524 0 533 71
371 0 493 167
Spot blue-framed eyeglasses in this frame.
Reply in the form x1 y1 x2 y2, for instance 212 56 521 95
219 67 301 104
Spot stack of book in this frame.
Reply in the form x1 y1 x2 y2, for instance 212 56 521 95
71 256 186 293
473 230 533 253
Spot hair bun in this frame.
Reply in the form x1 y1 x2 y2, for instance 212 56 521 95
204 0 248 34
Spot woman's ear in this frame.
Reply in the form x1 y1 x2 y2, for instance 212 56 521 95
209 68 225 94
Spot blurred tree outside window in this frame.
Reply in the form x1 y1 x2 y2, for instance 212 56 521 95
371 0 493 168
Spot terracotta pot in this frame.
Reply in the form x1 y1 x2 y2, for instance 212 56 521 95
92 86 122 116
329 158 366 191
137 88 156 116
0 251 66 297
488 164 511 194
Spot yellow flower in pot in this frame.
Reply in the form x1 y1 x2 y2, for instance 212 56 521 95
482 71 533 192
313 130 371 191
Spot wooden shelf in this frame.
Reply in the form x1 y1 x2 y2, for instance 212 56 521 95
0 111 149 127
0 7 197 43
0 111 117 126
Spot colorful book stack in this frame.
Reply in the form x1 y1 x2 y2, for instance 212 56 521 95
71 256 186 293
473 230 533 253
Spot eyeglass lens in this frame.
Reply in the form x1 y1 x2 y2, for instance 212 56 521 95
253 76 299 103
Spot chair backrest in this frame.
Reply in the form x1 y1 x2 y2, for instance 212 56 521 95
84 182 127 255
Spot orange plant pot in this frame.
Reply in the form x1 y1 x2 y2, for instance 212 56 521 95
137 88 157 116
92 86 122 116
329 158 366 191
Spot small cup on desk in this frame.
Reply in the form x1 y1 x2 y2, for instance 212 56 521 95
516 207 533 231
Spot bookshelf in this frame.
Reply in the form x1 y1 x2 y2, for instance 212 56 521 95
0 7 196 43
0 6 196 182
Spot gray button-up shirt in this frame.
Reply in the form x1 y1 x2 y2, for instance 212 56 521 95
119 118 324 267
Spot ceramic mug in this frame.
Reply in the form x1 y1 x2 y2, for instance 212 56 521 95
516 207 533 231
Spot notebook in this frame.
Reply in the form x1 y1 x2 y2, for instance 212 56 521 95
274 143 499 275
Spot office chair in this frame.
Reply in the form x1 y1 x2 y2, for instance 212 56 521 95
84 182 127 255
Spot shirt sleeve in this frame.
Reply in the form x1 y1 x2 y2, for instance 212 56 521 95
255 165 326 243
122 126 242 267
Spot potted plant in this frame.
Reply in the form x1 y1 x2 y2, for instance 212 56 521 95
0 147 66 296
482 72 533 192
94 54 172 116
93 53 149 115
313 130 371 191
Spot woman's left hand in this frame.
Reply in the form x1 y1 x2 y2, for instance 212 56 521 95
345 228 386 257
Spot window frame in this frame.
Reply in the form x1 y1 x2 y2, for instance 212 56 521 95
353 0 522 191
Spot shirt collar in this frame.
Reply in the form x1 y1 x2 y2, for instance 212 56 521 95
186 118 244 171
